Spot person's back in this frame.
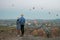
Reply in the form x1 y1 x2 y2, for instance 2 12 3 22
19 16 25 25
18 14 25 36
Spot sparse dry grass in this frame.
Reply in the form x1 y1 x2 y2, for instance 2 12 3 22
0 26 60 40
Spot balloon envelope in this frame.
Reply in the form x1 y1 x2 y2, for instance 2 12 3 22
49 12 51 14
41 8 43 10
56 14 58 16
12 4 14 7
33 7 35 10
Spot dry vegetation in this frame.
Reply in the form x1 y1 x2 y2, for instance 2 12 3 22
0 26 60 40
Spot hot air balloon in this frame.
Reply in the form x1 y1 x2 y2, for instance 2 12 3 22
56 14 58 16
49 12 51 14
33 7 35 10
12 4 15 7
41 8 43 10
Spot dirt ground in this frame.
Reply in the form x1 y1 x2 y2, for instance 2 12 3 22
0 27 60 40
0 32 60 40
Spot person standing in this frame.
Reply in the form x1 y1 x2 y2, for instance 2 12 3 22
16 17 21 37
19 14 25 36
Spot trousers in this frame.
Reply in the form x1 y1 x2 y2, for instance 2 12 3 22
20 25 24 35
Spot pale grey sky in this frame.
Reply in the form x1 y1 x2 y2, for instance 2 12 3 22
0 0 60 9
0 0 60 19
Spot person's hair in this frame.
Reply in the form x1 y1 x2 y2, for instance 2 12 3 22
21 14 24 16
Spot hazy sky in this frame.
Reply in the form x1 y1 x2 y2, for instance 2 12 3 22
0 0 60 20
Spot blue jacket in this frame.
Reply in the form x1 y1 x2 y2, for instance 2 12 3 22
19 16 25 25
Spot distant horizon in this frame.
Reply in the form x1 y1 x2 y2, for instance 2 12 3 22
0 18 60 20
